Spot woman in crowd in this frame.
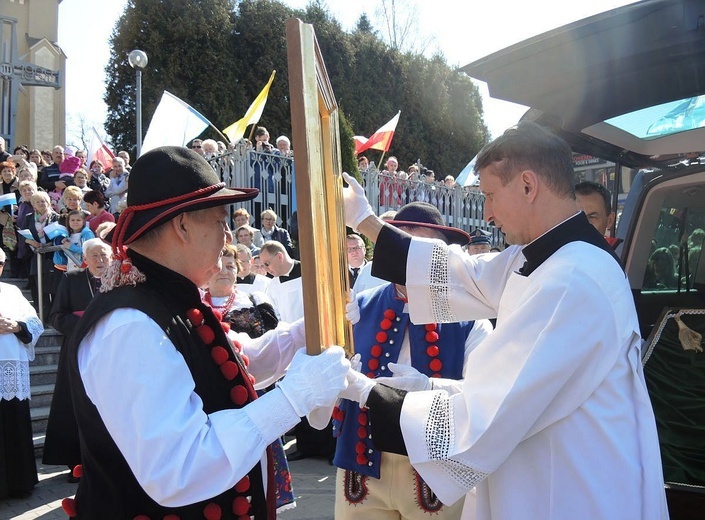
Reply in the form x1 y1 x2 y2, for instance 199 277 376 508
86 160 109 194
644 247 678 289
15 181 37 280
58 186 89 223
203 244 295 511
28 149 47 170
0 162 19 277
72 169 91 196
0 248 43 498
21 191 59 318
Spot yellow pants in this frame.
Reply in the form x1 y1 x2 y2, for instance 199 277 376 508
335 452 464 520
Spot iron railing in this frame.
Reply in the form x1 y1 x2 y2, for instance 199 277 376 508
209 148 503 247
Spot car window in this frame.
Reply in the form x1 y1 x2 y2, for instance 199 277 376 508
642 201 705 292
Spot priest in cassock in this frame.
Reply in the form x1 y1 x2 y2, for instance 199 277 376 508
339 122 669 520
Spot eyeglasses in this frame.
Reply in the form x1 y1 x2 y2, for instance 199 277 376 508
347 246 363 253
192 145 202 149
262 217 275 221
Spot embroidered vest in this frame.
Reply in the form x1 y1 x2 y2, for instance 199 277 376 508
333 283 474 478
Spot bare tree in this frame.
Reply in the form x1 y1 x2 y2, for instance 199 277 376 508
65 113 92 151
375 0 436 54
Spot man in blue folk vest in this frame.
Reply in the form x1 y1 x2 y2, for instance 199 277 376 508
332 202 492 519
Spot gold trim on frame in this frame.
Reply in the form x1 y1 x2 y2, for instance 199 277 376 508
286 18 354 355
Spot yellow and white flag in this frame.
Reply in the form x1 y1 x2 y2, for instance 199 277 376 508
223 71 276 143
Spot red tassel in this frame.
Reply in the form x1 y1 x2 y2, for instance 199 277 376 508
72 464 83 478
61 497 77 517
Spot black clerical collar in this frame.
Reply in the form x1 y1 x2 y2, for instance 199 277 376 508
279 260 301 282
519 212 622 277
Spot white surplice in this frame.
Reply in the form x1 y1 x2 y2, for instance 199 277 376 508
399 240 669 520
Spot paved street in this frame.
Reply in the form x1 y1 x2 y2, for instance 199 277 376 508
1 440 336 520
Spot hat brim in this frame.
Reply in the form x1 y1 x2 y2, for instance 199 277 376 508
388 219 471 246
107 186 259 245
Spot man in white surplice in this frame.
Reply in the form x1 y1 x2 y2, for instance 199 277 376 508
339 122 669 520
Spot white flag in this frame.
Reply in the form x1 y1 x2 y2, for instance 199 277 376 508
141 91 211 155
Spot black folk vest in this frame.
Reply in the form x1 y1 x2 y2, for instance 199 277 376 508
66 261 275 519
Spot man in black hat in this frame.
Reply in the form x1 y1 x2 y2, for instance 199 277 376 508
466 228 492 255
338 122 667 520
63 146 349 519
331 202 492 520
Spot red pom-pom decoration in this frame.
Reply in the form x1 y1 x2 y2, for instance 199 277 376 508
220 322 231 334
196 325 216 345
232 496 250 516
368 358 379 370
220 360 240 380
203 502 222 520
425 323 437 331
426 345 439 357
186 308 204 326
429 359 443 372
358 412 368 425
356 441 366 454
332 406 345 421
366 372 375 379
375 332 388 343
356 454 368 465
235 476 250 493
211 346 230 366
62 497 78 517
132 516 150 520
380 318 393 330
163 515 180 520
370 345 383 357
230 385 248 405
383 309 396 320
120 261 132 274
357 426 367 439
425 331 439 343
431 373 442 378
72 464 83 478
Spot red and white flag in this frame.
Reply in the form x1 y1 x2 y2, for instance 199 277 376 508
354 111 401 154
88 127 115 170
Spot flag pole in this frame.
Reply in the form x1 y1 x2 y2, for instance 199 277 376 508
377 151 386 171
248 124 256 143
209 123 230 145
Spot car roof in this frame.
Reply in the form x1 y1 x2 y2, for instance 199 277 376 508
461 0 705 169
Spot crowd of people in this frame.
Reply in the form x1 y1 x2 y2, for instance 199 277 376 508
0 122 672 520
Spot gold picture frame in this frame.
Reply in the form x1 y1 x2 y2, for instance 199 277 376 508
286 18 353 355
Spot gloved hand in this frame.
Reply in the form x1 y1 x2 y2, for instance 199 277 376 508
349 353 362 372
375 362 431 392
342 172 374 232
339 367 377 408
345 292 360 325
278 346 350 417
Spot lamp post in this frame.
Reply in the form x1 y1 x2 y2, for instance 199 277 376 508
128 50 148 157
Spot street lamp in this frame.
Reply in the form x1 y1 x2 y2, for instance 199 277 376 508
128 50 148 157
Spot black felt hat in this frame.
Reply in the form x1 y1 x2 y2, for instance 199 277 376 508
388 202 470 246
469 228 492 245
109 146 258 246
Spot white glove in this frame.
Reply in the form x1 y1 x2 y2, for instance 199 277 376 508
346 292 360 325
339 367 377 408
375 362 431 392
342 172 374 232
349 353 362 372
278 346 350 417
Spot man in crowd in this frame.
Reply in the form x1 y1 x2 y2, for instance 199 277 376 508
466 229 492 255
62 146 349 519
38 145 67 191
43 239 113 481
75 150 88 169
340 121 668 520
333 202 493 519
117 150 131 171
0 137 10 163
260 240 303 323
575 180 620 249
275 136 292 157
190 138 204 155
346 234 366 289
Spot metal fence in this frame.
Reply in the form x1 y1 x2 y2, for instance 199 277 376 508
210 148 503 247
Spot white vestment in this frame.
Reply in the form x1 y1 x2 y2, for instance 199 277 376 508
266 276 304 323
399 239 668 520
